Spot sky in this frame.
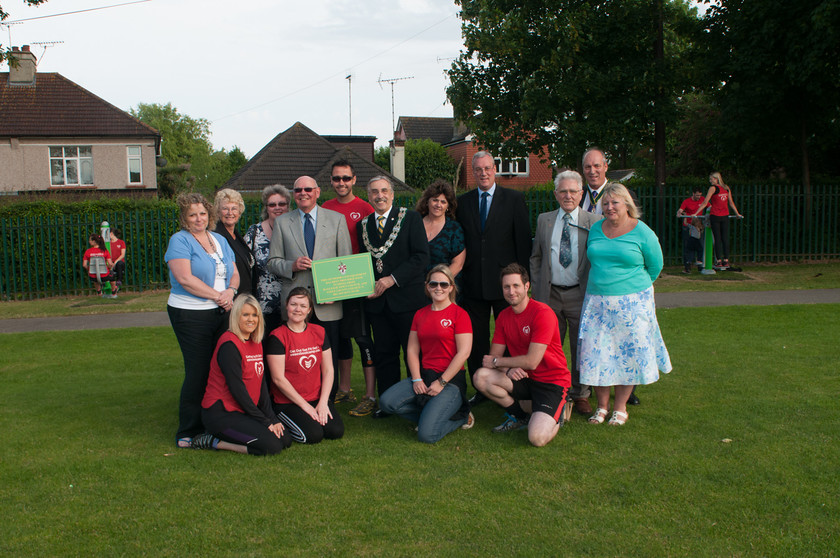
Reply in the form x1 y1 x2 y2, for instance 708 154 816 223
2 0 466 157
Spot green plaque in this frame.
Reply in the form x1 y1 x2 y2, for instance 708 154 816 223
311 253 375 303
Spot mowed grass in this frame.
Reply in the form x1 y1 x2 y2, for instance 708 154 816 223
1 305 838 556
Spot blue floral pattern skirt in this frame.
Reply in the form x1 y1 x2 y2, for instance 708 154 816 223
578 286 672 386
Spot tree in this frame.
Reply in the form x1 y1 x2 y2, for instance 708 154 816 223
373 140 458 189
703 0 840 194
130 102 239 197
1 1 49 65
446 0 703 172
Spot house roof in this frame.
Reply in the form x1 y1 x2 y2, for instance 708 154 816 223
396 116 469 145
225 121 412 192
0 72 160 140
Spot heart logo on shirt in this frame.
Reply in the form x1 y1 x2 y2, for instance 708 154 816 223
440 319 452 328
350 212 361 221
255 361 264 377
523 326 531 336
299 355 317 370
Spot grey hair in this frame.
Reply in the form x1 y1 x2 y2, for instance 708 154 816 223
582 147 609 168
367 175 394 190
260 184 291 221
472 151 495 166
554 170 583 190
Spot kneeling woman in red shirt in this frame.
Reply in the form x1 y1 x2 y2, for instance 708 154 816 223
195 294 291 454
379 264 473 443
267 287 344 444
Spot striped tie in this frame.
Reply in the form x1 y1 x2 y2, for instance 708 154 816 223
377 215 385 235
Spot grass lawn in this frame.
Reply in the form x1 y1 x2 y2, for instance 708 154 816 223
1 305 838 556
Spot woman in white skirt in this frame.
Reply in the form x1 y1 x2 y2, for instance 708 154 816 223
578 183 671 425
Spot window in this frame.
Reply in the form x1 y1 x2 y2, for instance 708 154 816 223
127 146 142 184
50 146 93 186
494 157 529 176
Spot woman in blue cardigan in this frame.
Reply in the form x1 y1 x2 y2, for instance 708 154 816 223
165 192 240 448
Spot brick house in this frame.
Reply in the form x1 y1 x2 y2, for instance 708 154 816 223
393 116 553 190
0 46 160 197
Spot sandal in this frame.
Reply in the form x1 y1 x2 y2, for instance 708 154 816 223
608 410 629 426
176 437 192 449
191 433 219 450
588 408 609 424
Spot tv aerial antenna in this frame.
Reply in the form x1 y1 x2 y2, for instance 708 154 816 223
346 74 353 135
31 40 64 64
377 74 414 133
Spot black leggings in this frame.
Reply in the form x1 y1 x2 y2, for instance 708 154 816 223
274 400 344 444
710 215 730 262
202 401 291 455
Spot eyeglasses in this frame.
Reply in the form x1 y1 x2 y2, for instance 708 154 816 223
331 175 354 182
556 189 582 196
267 201 289 208
294 187 316 194
427 281 451 289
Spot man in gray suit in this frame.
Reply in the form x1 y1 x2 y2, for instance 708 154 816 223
530 170 602 416
268 175 352 392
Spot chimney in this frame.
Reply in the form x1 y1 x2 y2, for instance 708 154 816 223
9 45 37 85
390 137 406 183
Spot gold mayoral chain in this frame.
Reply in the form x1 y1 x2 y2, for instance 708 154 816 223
362 207 407 273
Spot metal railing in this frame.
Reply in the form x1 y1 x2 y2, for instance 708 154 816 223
2 185 837 299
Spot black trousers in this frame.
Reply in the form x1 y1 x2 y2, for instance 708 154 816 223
311 316 341 399
274 400 344 444
202 400 291 455
461 296 509 389
368 306 415 397
710 215 730 261
167 305 228 441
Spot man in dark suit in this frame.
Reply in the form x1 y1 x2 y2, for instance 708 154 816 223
456 151 532 404
358 176 429 415
530 170 602 416
267 175 352 395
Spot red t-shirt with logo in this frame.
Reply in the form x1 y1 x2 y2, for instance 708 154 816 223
492 299 570 387
110 239 126 262
267 323 329 404
679 197 704 227
411 303 472 373
202 331 266 413
83 247 111 278
709 186 731 216
323 197 374 254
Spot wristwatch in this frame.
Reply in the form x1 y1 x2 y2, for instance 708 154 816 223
439 378 448 387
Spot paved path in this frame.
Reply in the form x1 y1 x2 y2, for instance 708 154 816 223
2 289 839 334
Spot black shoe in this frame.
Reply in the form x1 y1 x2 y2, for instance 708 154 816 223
468 392 487 407
627 393 640 405
372 409 391 419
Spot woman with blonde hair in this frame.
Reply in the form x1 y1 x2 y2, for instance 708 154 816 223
194 295 291 454
692 172 742 269
214 188 254 294
578 184 671 426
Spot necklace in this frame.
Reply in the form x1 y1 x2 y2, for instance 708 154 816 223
362 207 407 273
191 230 215 254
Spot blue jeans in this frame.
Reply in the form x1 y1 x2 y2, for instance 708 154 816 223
380 378 466 444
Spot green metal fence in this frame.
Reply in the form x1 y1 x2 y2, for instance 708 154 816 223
2 185 837 300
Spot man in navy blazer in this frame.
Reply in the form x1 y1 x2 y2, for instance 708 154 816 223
456 151 532 404
358 176 429 411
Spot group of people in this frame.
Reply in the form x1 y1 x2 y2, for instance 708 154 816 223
676 172 743 273
165 147 674 453
81 228 126 296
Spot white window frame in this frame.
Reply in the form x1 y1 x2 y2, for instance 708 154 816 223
127 146 143 184
494 157 529 176
49 146 94 186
